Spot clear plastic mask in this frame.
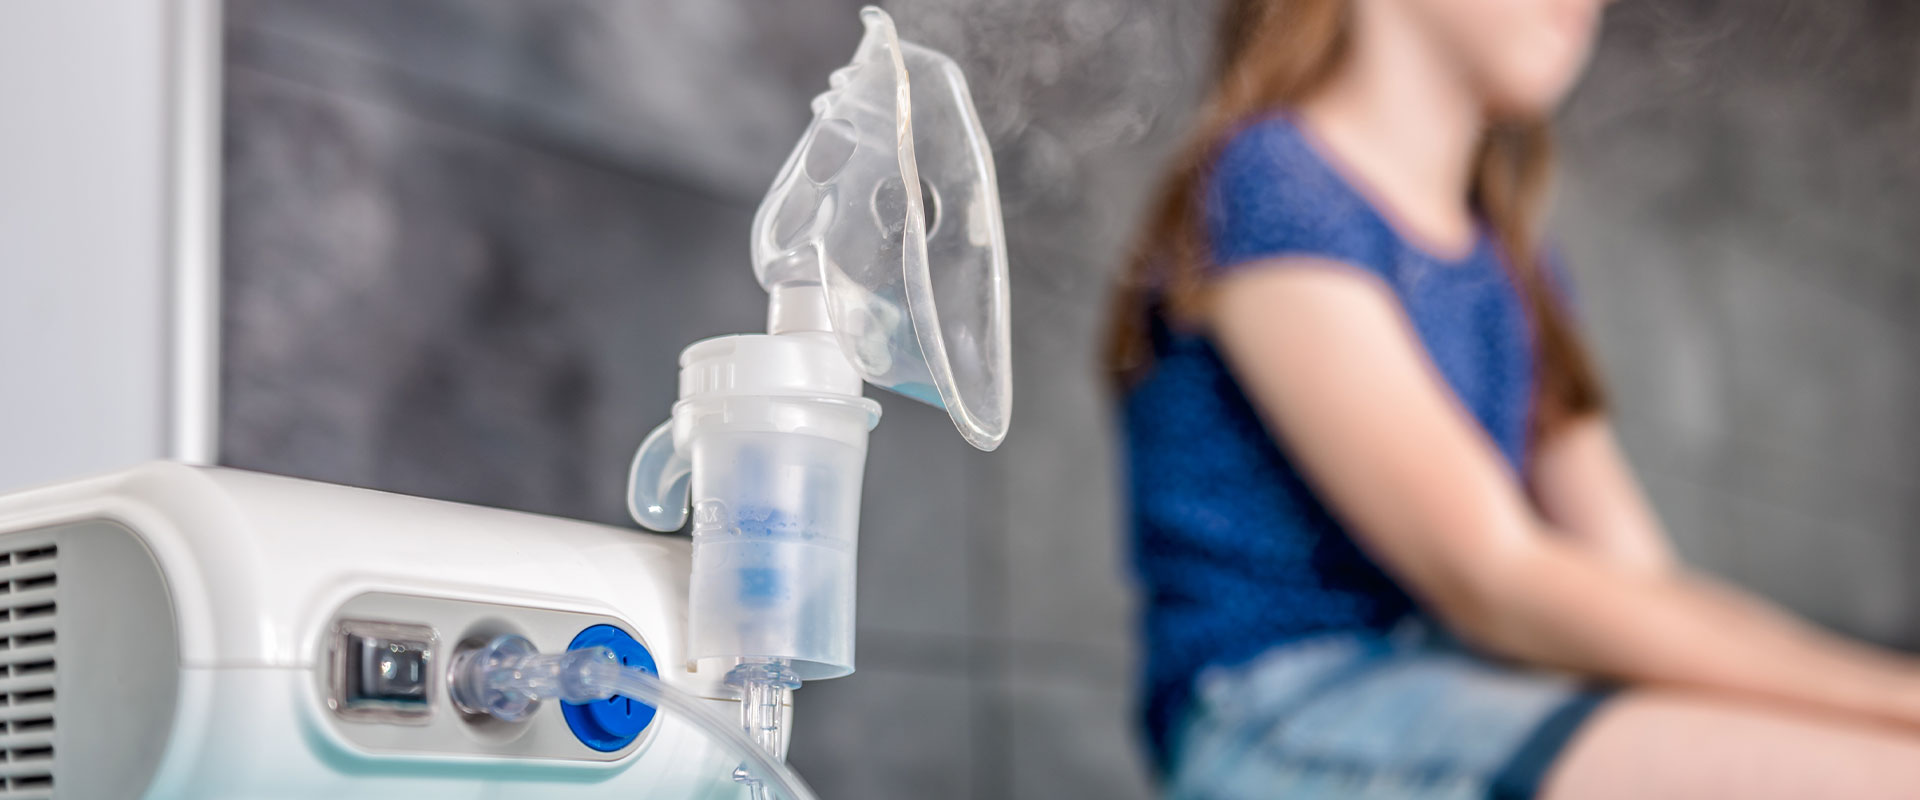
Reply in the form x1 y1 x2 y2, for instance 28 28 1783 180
751 6 1011 451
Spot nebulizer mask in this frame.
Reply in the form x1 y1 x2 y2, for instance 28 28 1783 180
624 3 1010 783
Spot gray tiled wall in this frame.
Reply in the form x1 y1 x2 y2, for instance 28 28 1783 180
1556 0 1920 646
221 0 1919 797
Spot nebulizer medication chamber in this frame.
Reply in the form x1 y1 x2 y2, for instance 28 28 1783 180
674 334 878 681
627 3 1010 771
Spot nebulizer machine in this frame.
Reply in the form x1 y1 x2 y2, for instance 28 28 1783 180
0 8 1007 798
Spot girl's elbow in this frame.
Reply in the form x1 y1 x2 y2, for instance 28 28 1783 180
1425 578 1512 651
1416 552 1539 658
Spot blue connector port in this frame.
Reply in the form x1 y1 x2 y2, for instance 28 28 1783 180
562 624 659 751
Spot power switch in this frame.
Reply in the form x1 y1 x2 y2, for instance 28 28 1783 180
329 619 437 722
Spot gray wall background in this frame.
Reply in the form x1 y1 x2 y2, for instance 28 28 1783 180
220 1 1919 797
1557 1 1920 649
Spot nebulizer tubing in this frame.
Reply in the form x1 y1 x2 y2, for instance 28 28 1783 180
448 634 818 800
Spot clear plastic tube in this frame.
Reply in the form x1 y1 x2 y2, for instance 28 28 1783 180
448 634 818 800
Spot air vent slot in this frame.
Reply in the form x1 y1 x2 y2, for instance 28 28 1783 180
0 543 56 798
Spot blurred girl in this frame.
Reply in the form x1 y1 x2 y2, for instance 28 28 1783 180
1109 0 1920 796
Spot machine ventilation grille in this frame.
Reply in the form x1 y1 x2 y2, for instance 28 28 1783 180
0 544 57 799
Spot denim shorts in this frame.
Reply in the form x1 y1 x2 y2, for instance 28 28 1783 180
1165 620 1613 800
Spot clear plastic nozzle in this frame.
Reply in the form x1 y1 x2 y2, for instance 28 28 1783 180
726 657 802 760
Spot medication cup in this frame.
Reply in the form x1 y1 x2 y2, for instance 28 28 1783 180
630 333 880 679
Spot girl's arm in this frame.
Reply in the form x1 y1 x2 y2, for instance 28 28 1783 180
1209 260 1920 729
1531 417 1677 574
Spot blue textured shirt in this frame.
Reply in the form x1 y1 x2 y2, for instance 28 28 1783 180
1126 114 1540 766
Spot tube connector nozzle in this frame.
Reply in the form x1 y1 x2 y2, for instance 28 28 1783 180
447 633 615 721
725 658 803 761
443 633 820 800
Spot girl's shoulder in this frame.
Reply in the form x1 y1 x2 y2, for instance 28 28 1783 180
1204 113 1392 276
1209 113 1335 199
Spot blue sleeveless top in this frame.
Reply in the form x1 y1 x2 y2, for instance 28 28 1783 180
1125 115 1543 766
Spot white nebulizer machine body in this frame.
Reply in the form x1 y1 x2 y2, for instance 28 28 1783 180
5 7 1009 799
0 463 761 798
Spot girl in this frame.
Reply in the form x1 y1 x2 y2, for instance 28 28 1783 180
1110 0 1920 796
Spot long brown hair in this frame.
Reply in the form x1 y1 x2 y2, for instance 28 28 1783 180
1104 0 1604 439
